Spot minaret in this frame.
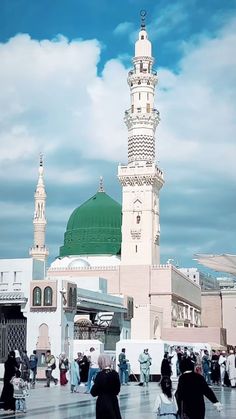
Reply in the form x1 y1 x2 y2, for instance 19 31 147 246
118 12 164 265
29 154 49 265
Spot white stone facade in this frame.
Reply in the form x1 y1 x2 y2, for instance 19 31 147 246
118 26 164 266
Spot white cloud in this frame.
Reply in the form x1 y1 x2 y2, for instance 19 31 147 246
0 19 235 182
0 33 129 184
113 22 134 36
147 2 189 40
0 17 236 261
157 17 236 181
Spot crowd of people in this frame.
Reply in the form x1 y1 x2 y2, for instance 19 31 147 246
162 346 236 388
0 345 235 418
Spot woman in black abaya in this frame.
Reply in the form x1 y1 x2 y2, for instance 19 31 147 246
0 350 18 412
91 354 122 419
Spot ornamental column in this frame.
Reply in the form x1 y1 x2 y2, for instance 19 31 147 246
118 14 164 265
29 154 49 266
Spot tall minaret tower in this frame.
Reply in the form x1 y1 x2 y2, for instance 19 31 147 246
118 12 164 265
29 154 49 265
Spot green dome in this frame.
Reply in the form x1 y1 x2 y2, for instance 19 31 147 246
59 191 122 257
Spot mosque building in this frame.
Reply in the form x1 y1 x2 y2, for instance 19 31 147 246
1 16 231 373
48 16 204 340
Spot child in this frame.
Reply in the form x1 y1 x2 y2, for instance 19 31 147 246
10 369 28 413
153 376 178 418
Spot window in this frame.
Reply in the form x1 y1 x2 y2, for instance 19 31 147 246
68 287 73 307
0 271 9 282
139 92 141 100
72 288 77 308
135 245 138 253
33 287 42 306
43 286 53 306
146 103 150 113
131 104 134 113
147 93 149 100
141 35 144 40
136 215 141 224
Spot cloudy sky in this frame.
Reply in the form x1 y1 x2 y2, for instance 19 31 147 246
0 0 236 272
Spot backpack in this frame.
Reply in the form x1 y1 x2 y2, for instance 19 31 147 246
51 362 56 370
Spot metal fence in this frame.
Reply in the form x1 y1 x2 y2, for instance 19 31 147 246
0 319 27 363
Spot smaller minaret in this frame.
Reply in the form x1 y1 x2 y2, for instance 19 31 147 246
29 154 49 265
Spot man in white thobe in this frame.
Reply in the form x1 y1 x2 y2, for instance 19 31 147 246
138 348 152 386
226 350 236 388
219 351 227 386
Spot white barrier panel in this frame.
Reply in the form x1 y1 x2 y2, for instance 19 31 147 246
116 339 212 377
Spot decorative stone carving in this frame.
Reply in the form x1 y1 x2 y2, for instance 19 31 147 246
128 134 155 163
118 173 164 188
130 229 141 240
124 110 160 130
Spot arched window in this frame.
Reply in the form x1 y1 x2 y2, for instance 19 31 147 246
33 287 42 306
43 286 53 306
68 287 73 307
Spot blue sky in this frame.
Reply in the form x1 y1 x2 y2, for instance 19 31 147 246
0 0 236 273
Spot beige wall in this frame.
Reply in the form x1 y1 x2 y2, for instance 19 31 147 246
151 294 172 328
161 326 227 346
201 292 222 327
221 290 236 346
49 264 201 331
150 265 201 307
131 305 163 339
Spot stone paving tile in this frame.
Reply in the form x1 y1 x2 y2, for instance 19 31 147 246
0 382 235 418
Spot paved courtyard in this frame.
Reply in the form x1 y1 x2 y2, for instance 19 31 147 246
0 381 236 418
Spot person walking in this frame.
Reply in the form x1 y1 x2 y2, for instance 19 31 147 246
138 348 152 386
59 352 69 386
201 350 211 385
79 355 90 384
76 352 83 364
161 353 172 378
70 359 80 393
118 348 129 385
0 350 18 413
176 358 222 419
91 354 122 419
176 347 183 376
226 349 236 388
29 350 38 388
211 350 220 385
194 352 202 374
153 376 178 418
10 369 28 414
85 347 99 393
21 350 30 382
45 350 58 387
218 350 227 386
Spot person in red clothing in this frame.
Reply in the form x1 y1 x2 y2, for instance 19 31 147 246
59 352 69 385
176 358 222 419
